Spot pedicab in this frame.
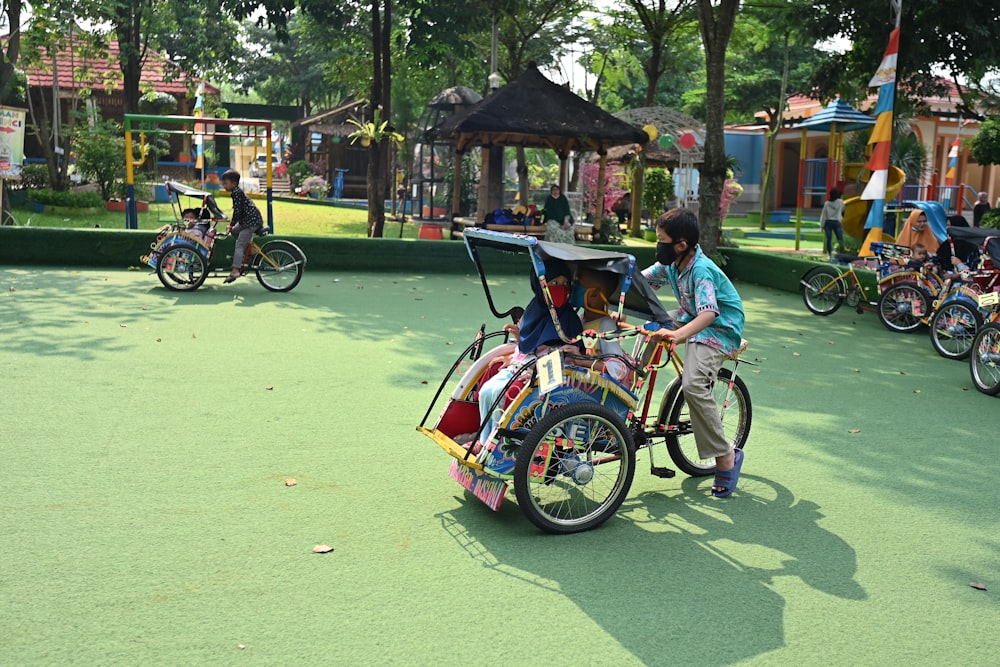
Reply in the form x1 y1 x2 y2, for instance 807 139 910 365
139 181 306 292
800 201 947 333
927 225 1000 360
417 229 753 534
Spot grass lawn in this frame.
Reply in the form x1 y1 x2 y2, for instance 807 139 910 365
9 199 833 253
9 197 420 239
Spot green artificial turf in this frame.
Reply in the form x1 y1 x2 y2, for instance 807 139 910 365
2 267 999 665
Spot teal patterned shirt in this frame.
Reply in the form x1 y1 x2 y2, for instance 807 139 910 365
642 245 745 355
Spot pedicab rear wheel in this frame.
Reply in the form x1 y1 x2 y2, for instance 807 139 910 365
254 240 305 292
156 246 207 291
929 301 982 360
970 323 1000 395
659 368 752 477
801 267 845 315
513 403 636 534
877 282 930 333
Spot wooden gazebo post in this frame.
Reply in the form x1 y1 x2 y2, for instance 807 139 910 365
595 149 608 224
451 149 464 217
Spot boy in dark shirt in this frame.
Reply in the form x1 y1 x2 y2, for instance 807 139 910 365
220 169 264 283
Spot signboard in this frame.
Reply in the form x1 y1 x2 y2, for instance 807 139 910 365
0 106 26 179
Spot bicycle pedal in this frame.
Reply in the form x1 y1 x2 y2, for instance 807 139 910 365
649 466 676 478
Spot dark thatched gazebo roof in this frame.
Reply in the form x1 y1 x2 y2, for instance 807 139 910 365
430 63 649 155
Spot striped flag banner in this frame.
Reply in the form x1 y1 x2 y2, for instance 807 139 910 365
861 26 900 234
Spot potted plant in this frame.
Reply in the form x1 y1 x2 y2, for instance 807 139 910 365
347 108 404 148
299 175 328 199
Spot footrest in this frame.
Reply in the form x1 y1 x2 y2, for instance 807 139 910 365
416 426 483 470
649 466 676 478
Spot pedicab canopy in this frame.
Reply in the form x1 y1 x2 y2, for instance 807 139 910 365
463 228 672 329
946 226 1000 266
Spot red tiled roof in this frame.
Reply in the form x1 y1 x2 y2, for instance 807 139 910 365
11 35 218 96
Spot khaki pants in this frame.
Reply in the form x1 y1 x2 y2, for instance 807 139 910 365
680 341 731 460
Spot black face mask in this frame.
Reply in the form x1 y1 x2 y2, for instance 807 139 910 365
656 241 679 265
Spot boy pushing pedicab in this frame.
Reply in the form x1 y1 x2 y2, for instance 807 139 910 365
643 208 747 497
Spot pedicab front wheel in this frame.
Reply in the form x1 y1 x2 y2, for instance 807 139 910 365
156 246 208 291
929 301 982 360
513 403 636 535
970 323 1000 395
877 282 930 333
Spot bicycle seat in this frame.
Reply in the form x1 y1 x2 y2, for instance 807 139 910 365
253 226 270 237
832 253 861 264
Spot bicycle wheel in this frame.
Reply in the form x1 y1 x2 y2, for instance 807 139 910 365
877 282 930 333
512 403 636 534
929 301 983 360
801 267 845 315
255 240 305 292
156 246 207 291
659 368 752 477
970 323 1000 395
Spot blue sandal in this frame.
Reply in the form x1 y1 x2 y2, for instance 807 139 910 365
712 448 744 498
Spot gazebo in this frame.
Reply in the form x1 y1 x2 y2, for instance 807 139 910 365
414 86 483 220
429 63 649 223
608 107 706 231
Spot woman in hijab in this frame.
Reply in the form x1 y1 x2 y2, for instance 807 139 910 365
896 209 941 255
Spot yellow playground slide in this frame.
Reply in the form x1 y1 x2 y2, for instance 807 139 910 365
842 165 906 241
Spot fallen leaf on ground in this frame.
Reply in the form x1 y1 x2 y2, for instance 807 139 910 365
970 582 988 591
913 389 921 394
313 544 334 554
421 380 428 384
285 478 297 487
899 370 908 375
848 429 861 434
119 323 127 328
265 386 273 391
792 352 801 356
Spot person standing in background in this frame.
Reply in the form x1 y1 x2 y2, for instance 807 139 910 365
820 188 845 260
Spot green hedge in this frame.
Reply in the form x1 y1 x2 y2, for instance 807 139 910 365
28 189 104 208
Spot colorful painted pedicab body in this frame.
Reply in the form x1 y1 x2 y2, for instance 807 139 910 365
140 181 306 292
927 226 1000 361
417 229 753 534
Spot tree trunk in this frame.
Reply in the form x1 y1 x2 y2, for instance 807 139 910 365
0 0 22 105
115 6 144 116
367 0 393 238
695 0 739 257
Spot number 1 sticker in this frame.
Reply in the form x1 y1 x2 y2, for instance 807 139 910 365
537 349 563 395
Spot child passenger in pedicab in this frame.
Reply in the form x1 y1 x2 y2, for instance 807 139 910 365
461 259 585 454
